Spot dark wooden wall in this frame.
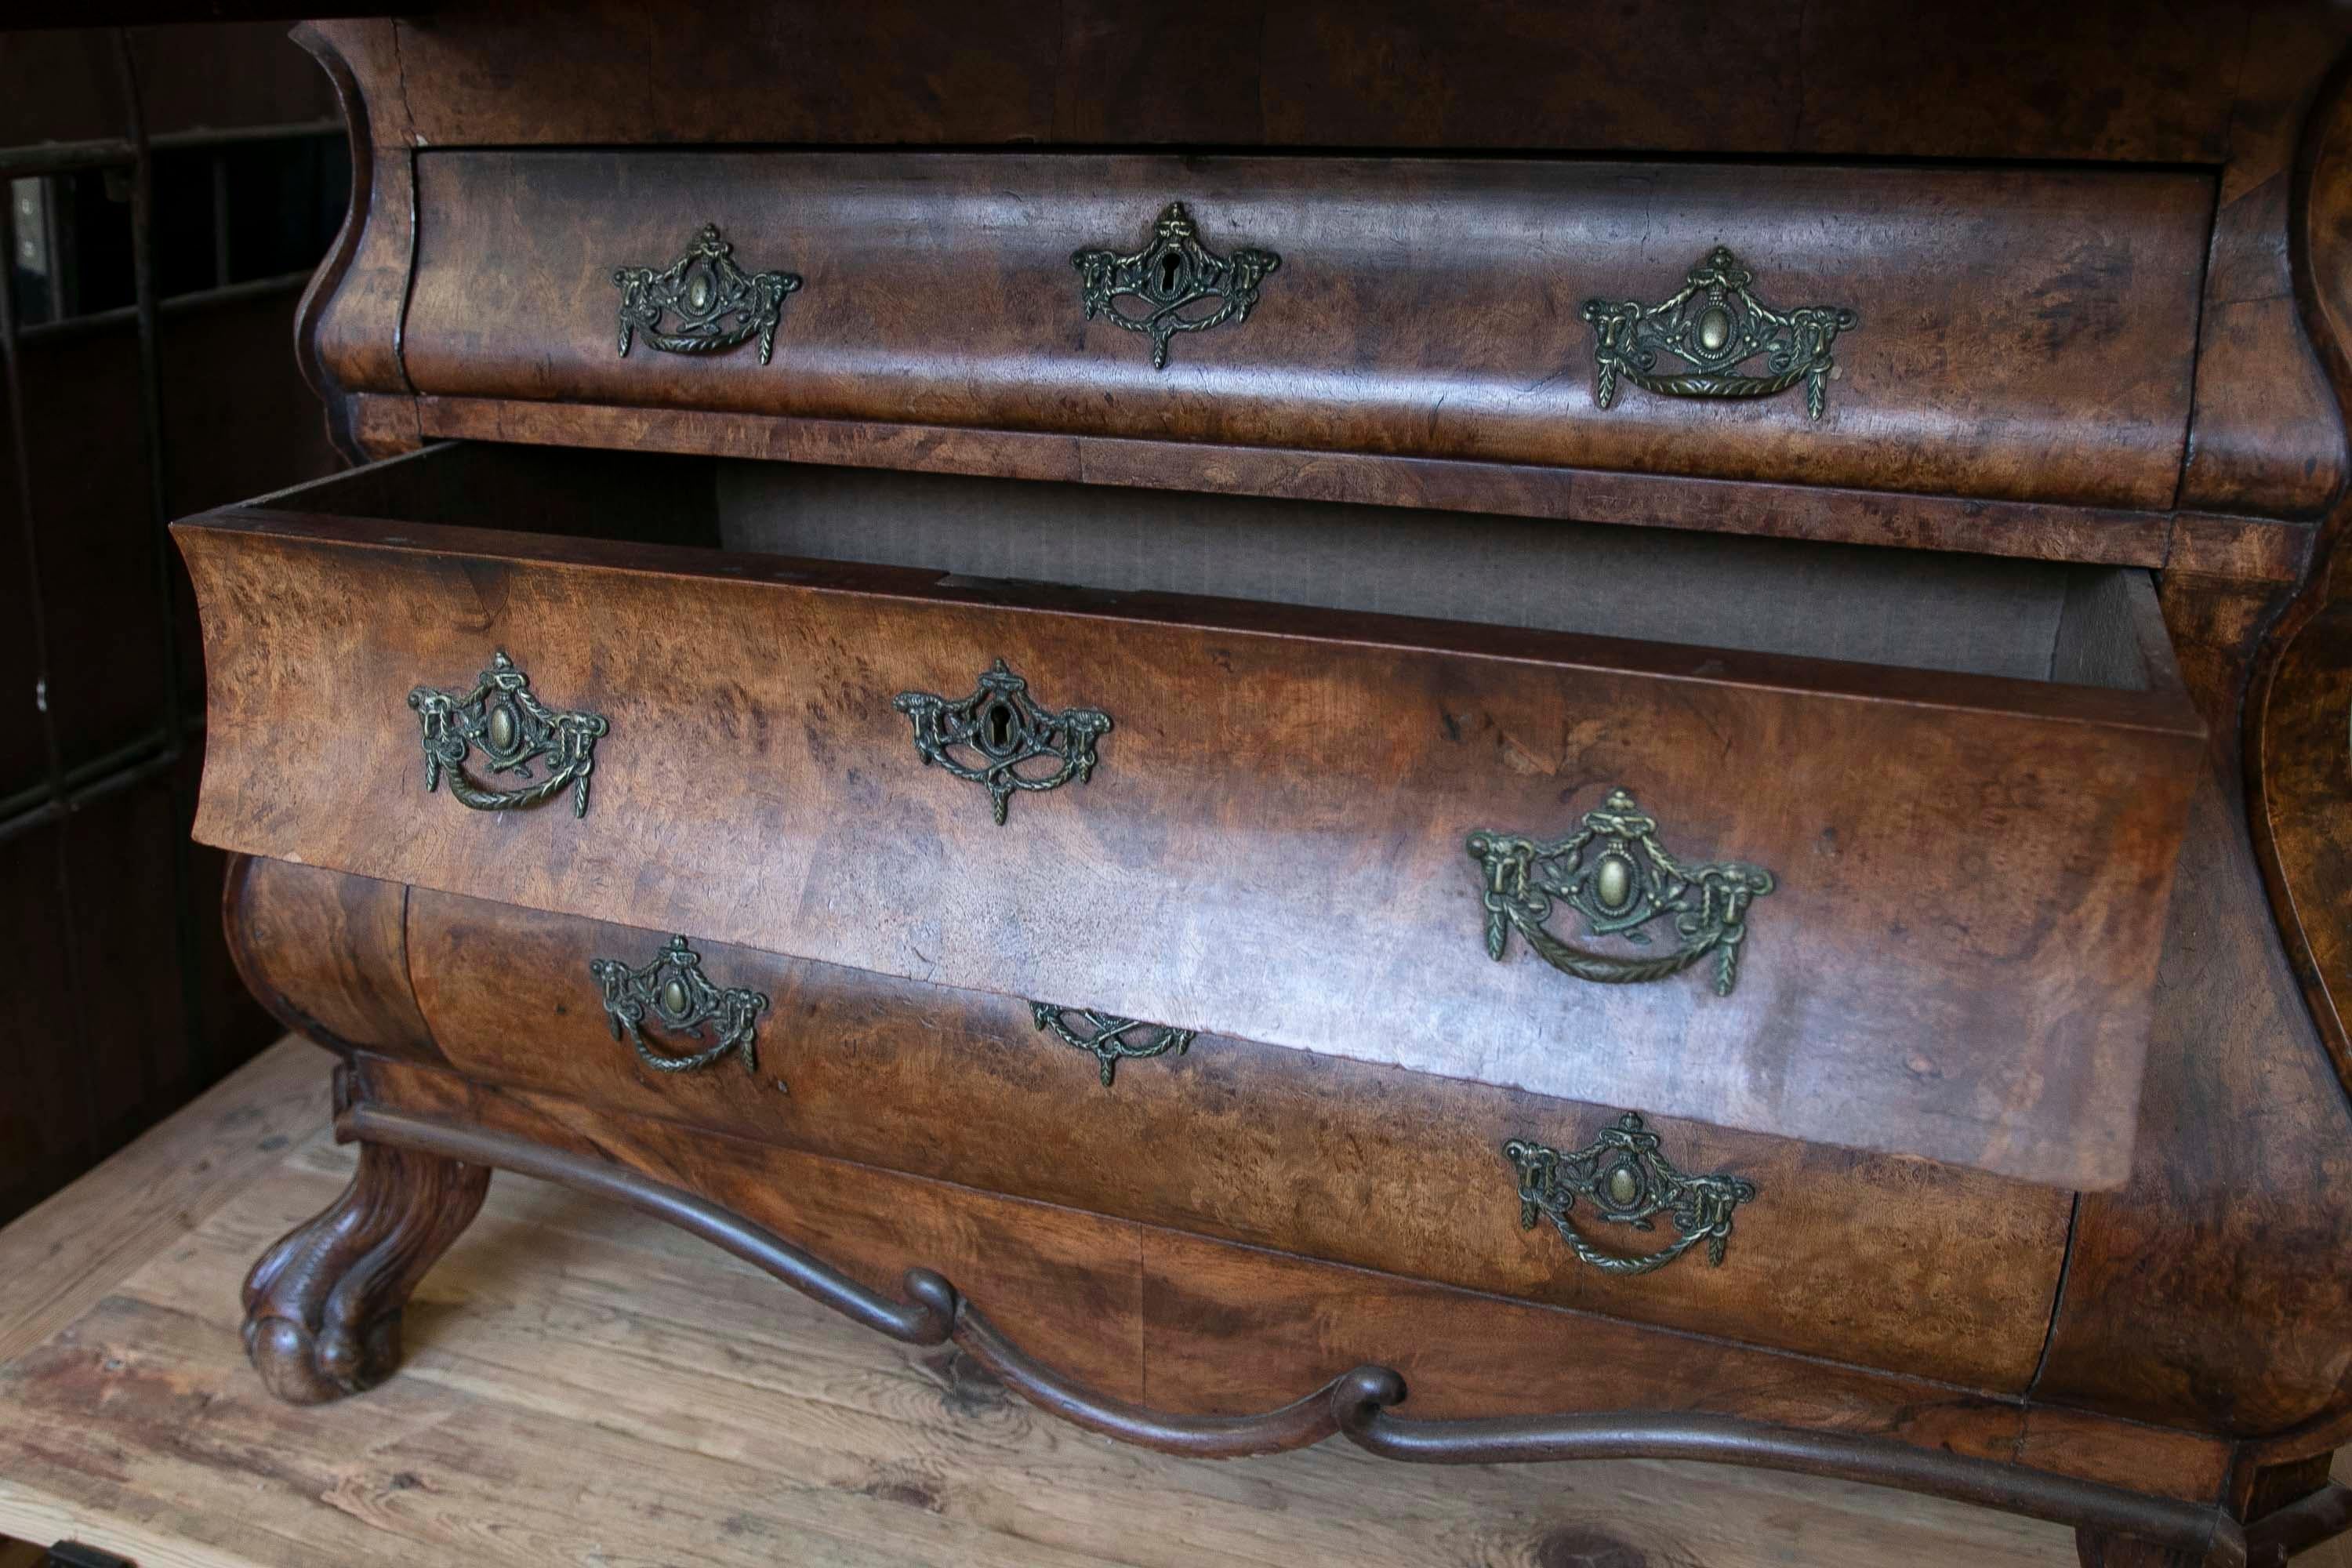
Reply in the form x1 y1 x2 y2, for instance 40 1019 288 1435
0 22 343 1225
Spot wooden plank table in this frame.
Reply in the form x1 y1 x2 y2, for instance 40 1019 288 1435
0 1037 2336 1568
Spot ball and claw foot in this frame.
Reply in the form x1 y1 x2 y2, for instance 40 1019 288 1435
240 1141 491 1405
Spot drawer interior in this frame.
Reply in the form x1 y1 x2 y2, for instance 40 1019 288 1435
274 441 2170 693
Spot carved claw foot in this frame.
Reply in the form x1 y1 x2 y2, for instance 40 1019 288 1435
241 1142 491 1404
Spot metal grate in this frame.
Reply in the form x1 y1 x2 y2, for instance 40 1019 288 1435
0 27 347 1213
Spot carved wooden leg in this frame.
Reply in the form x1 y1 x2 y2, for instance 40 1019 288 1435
2073 1530 2200 1568
241 1142 491 1404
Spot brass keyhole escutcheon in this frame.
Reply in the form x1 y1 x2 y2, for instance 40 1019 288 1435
1072 201 1281 369
984 700 1016 754
892 659 1113 826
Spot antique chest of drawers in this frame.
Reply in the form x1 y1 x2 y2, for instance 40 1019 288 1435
181 4 2352 1563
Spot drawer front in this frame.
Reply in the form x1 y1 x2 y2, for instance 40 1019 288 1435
403 886 2073 1393
180 510 2200 1187
398 150 2211 511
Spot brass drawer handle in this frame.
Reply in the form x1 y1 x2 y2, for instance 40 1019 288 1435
1031 1003 1196 1087
589 935 772 1080
408 651 609 818
1468 788 1773 996
1506 1112 1756 1276
613 223 802 365
1584 247 1857 421
1073 201 1281 369
893 659 1112 826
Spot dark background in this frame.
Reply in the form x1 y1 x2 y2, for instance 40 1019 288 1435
0 23 349 1227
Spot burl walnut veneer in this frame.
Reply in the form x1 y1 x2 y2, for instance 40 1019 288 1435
180 4 2352 1562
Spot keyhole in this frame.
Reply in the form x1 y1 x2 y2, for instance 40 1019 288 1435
985 701 1015 752
1160 252 1183 293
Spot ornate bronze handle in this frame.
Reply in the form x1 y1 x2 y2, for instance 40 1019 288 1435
1073 201 1281 369
588 935 772 1082
1031 1003 1196 1087
1506 1112 1756 1276
1468 788 1773 996
408 651 609 818
893 659 1112 826
1583 246 1857 421
613 223 802 365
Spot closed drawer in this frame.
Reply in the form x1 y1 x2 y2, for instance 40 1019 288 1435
177 442 2202 1188
399 884 2074 1393
398 149 2212 511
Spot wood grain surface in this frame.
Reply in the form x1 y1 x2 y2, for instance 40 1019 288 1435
291 4 2352 533
406 392 2190 569
398 150 2212 514
403 886 2075 1392
345 1051 2232 1501
0 1036 322 1369
367 0 2241 162
180 499 2202 1187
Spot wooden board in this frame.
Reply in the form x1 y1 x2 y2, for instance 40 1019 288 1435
0 1035 2269 1568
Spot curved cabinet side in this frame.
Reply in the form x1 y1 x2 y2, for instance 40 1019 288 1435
2038 44 2352 1447
2256 38 2352 1106
290 20 418 460
224 854 442 1065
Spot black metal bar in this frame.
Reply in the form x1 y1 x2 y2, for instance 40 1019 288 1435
0 90 67 815
0 139 136 182
0 34 99 1186
0 119 346 183
0 719 201 849
43 1541 136 1568
210 152 231 289
152 118 344 151
111 27 209 1107
15 268 312 348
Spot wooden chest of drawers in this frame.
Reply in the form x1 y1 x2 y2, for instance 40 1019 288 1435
182 5 2352 1562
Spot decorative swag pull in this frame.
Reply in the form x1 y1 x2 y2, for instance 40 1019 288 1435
1506 1112 1757 1276
613 222 801 365
1583 246 1857 421
589 935 773 1083
1467 788 1774 996
1031 1004 1196 1087
408 651 609 818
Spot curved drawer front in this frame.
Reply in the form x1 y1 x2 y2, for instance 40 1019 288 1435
176 494 2202 1189
398 886 2073 1393
396 150 2210 511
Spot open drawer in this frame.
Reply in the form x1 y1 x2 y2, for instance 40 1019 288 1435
179 443 2202 1188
